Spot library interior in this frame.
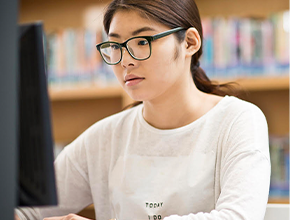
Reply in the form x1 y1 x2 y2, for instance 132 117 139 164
1 0 289 219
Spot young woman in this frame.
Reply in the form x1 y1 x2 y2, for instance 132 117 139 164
15 0 271 219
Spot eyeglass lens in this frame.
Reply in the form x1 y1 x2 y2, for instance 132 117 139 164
100 37 150 64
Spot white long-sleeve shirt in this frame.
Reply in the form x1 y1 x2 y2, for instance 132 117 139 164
16 95 271 220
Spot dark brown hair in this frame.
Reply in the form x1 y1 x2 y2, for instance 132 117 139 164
103 0 240 108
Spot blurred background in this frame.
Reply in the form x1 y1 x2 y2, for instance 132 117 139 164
18 0 289 218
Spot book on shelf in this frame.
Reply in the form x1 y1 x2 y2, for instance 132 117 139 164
43 10 289 88
44 28 118 88
200 10 289 80
269 135 289 200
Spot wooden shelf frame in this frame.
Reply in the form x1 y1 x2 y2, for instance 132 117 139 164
49 84 124 101
268 198 290 204
216 76 289 91
48 76 289 102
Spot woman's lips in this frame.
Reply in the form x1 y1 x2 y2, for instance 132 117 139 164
125 78 144 86
124 74 145 86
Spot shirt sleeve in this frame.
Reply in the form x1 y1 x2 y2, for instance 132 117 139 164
164 105 271 220
15 129 93 220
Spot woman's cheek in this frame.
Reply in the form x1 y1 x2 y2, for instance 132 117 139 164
112 66 124 84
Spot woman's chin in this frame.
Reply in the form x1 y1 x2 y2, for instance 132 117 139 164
126 92 148 102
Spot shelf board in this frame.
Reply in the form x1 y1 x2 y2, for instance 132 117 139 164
214 76 289 91
48 76 289 101
49 84 123 101
268 197 290 204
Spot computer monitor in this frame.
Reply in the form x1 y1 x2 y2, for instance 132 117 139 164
17 21 58 206
0 1 19 219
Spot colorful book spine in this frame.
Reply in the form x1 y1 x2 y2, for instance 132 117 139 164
44 10 289 86
44 28 117 87
269 135 289 199
200 10 289 79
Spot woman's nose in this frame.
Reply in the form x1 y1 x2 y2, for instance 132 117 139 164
121 47 136 68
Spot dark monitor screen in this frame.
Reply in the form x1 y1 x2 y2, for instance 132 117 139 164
17 22 58 207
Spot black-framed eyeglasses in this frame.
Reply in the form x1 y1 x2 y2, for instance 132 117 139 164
96 27 185 65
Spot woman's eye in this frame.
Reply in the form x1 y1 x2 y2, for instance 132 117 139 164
138 40 148 46
110 44 120 50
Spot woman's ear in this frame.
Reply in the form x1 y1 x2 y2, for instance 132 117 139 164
184 27 201 57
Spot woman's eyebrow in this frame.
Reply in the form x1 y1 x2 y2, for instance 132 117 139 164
131 27 156 35
108 26 156 38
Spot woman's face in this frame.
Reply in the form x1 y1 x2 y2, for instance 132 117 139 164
108 10 190 102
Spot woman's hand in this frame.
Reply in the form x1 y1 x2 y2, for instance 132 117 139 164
43 214 92 220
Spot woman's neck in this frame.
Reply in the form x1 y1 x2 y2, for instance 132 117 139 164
142 80 209 130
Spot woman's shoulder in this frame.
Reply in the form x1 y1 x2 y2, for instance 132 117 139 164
218 95 268 132
217 95 264 116
206 95 268 133
58 105 143 161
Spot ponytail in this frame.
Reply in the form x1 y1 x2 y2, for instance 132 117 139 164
191 62 240 97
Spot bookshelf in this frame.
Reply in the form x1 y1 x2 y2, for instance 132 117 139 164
268 198 290 204
50 85 132 143
49 76 289 102
218 76 289 91
19 0 111 32
20 0 289 217
195 0 288 18
49 85 124 101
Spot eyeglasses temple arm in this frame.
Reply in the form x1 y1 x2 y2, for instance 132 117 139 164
152 27 185 41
